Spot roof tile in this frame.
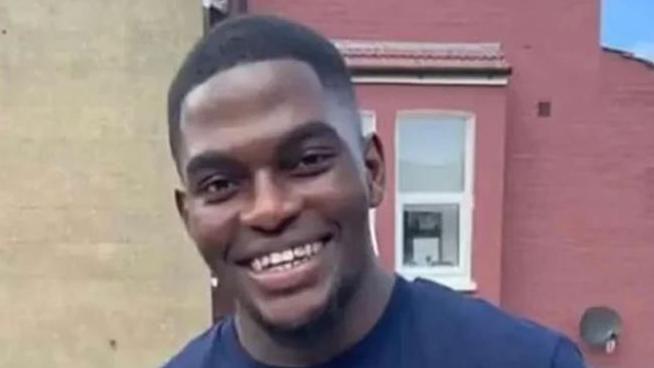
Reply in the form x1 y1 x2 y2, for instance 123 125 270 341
333 40 511 73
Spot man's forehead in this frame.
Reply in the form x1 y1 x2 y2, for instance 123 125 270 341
181 59 325 124
176 58 362 169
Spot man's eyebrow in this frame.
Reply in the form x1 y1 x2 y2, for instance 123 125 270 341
185 151 239 179
277 120 339 150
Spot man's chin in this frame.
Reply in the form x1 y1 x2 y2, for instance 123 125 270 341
256 298 332 335
238 268 355 337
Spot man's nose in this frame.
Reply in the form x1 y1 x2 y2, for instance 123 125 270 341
240 171 301 233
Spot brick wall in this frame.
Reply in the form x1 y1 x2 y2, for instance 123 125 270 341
0 2 210 366
502 50 654 368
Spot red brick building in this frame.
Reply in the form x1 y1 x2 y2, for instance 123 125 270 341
212 1 654 366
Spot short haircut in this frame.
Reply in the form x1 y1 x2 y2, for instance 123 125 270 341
167 15 357 162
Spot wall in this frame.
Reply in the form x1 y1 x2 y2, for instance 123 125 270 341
502 50 654 368
0 1 210 366
590 51 654 367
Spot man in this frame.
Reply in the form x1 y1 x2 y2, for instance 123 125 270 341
164 15 586 367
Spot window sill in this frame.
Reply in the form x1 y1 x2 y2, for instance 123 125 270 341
398 271 477 292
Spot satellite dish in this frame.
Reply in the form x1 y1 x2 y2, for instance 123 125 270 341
579 306 622 353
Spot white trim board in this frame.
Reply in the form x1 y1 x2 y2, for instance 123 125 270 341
353 75 509 86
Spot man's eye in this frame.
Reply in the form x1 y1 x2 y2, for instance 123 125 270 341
300 153 329 166
198 177 239 202
292 151 335 175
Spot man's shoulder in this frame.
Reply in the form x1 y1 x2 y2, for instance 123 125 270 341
401 277 584 367
161 321 223 368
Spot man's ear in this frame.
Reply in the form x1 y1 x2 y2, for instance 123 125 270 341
363 133 386 208
175 189 190 230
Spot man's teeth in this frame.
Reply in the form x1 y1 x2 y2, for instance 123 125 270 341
250 241 324 273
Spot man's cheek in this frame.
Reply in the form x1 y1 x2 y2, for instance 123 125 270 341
307 167 366 204
321 182 368 220
188 211 231 264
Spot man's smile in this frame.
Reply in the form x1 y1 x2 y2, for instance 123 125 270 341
247 236 329 272
240 234 334 293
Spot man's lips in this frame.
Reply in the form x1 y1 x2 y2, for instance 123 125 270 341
234 233 332 268
242 235 332 293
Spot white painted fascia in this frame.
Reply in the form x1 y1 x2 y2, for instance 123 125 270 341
353 75 508 86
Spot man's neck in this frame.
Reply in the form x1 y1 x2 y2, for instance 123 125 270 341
235 262 395 367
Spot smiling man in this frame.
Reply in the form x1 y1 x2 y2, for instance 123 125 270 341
163 15 585 368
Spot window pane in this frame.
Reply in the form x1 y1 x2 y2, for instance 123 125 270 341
402 203 459 267
398 115 466 193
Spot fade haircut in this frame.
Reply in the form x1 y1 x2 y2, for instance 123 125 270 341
167 15 357 163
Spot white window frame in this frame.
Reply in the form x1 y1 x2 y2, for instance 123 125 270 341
360 110 379 256
395 110 476 291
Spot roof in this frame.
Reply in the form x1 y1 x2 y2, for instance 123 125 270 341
602 47 654 70
333 40 511 74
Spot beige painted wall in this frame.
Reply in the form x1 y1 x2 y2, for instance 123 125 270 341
0 1 210 366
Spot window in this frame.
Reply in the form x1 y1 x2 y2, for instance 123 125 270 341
360 111 379 256
395 111 475 290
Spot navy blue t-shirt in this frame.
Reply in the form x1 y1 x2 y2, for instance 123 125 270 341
163 276 585 367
